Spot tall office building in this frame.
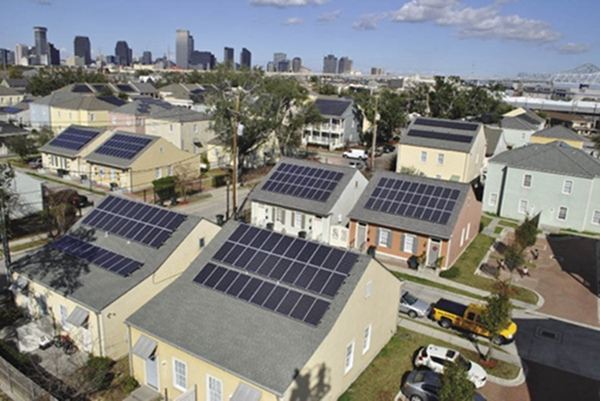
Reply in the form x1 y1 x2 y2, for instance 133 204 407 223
15 44 28 66
74 36 91 65
323 54 337 74
33 26 49 65
176 29 192 69
266 61 275 72
338 57 353 74
0 49 14 66
292 57 302 73
371 67 384 75
48 43 60 65
142 51 153 65
115 41 132 66
277 60 290 73
224 47 234 67
240 48 251 69
190 51 216 70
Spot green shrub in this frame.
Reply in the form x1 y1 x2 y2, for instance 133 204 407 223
85 356 114 391
120 375 139 394
211 174 228 188
0 305 24 326
439 267 460 279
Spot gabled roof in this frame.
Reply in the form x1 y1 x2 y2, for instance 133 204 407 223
126 221 371 395
129 82 157 94
0 86 21 96
12 195 201 311
149 106 210 122
314 98 352 117
249 158 363 216
85 131 159 169
401 117 481 153
484 126 504 157
111 98 173 116
32 92 82 107
39 125 106 158
532 125 583 142
2 78 29 88
490 142 600 179
56 95 126 111
0 122 28 137
348 171 471 239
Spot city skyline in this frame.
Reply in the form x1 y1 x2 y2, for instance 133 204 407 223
0 0 598 77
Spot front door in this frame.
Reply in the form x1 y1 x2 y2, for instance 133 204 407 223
356 223 367 251
146 354 159 390
427 239 441 267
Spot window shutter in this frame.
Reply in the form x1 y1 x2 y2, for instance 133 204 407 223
412 236 418 254
400 234 405 252
272 207 275 222
302 214 306 229
282 210 286 225
376 229 380 245
386 231 392 247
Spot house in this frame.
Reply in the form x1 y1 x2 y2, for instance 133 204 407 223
50 95 126 133
303 97 360 150
39 125 111 180
0 98 33 127
1 78 29 93
0 86 24 107
483 142 600 233
483 126 508 161
126 221 401 400
499 108 545 148
347 171 481 268
10 195 221 359
84 131 200 192
56 82 157 98
145 107 214 155
530 125 585 149
10 170 44 219
158 83 211 111
30 92 81 131
545 111 594 136
0 122 29 157
249 158 369 246
396 117 486 183
108 98 173 134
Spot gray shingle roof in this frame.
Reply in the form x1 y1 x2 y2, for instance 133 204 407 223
126 221 371 395
2 78 29 88
314 98 352 117
0 122 28 137
149 107 210 122
484 126 503 157
489 142 600 178
111 98 173 116
12 196 202 312
532 125 582 141
249 158 363 216
500 114 540 131
32 92 81 107
85 131 159 169
347 171 471 239
400 117 481 153
0 86 21 96
56 96 125 111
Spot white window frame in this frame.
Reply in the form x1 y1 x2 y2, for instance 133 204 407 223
172 358 187 392
363 325 372 354
344 341 355 374
562 180 573 195
518 199 528 214
437 153 444 165
293 212 303 229
109 168 116 181
59 304 68 329
90 113 95 122
193 124 198 133
420 151 427 163
378 229 390 247
111 116 117 125
275 208 284 223
167 165 173 176
126 117 132 126
557 206 568 221
522 174 532 188
466 223 471 239
169 124 173 133
402 234 414 253
99 166 106 179
365 280 372 299
155 167 162 179
592 210 600 225
460 228 465 246
206 375 223 401
489 193 498 207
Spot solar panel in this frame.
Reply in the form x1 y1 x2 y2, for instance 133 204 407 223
193 264 330 326
407 129 473 144
414 118 478 131
73 84 92 93
261 162 343 203
116 84 135 92
93 133 152 160
47 127 101 151
51 235 142 276
81 196 186 248
364 177 461 225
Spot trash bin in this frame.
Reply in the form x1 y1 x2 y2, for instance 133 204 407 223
367 246 376 258
216 214 224 226
266 222 274 230
298 231 307 239
407 255 419 270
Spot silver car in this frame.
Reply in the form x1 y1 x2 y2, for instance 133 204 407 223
400 291 431 318
401 370 487 401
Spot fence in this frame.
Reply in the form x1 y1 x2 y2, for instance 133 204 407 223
0 356 52 401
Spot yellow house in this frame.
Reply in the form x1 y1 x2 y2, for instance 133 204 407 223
49 95 126 133
84 131 200 192
397 117 486 183
10 195 221 359
530 125 584 149
39 125 112 179
0 86 24 107
126 221 402 401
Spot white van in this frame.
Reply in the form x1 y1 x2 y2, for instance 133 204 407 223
343 149 368 160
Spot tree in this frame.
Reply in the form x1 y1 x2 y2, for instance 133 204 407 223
7 66 23 79
26 67 108 96
0 164 17 269
438 361 475 401
98 85 114 97
353 89 407 145
480 280 513 361
6 135 36 161
514 215 538 251
33 128 54 148
503 244 525 272
43 190 78 236
592 134 600 152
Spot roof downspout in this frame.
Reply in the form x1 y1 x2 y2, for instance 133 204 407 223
127 324 133 376
96 311 107 357
129 168 133 193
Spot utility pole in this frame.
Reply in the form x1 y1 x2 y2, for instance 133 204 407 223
232 95 240 220
371 94 378 171
0 202 10 282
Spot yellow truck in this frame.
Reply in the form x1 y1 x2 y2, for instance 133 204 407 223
431 298 517 344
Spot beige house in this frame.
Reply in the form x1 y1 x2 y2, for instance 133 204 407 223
0 86 24 107
49 96 126 133
396 117 486 183
11 195 221 359
530 125 585 149
108 98 174 135
126 221 401 400
145 107 214 153
84 131 200 192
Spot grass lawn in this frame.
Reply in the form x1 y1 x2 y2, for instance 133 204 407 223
480 216 492 230
493 226 503 235
447 234 538 305
497 220 518 229
340 326 520 401
25 172 106 195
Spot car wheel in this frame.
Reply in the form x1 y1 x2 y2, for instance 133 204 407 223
492 335 505 345
409 395 424 401
440 318 452 329
408 310 418 319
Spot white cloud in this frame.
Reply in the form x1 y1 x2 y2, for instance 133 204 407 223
555 42 592 55
283 17 304 25
250 0 327 7
458 14 561 42
391 0 459 22
317 9 341 22
352 12 389 31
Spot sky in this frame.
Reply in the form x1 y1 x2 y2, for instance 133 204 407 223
1 0 599 77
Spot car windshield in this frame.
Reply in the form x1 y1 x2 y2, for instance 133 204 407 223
402 292 418 305
456 355 472 370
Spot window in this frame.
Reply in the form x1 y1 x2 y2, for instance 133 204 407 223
111 116 117 125
437 153 444 165
378 229 390 247
126 118 132 126
68 112 72 120
137 118 144 127
99 166 105 179
173 359 187 391
522 174 532 188
420 151 427 163
193 124 198 133
344 342 355 374
207 375 223 401
562 180 573 195
57 111 61 118
90 113 95 122
402 234 414 253
109 168 116 181
489 193 498 207
169 124 173 133
460 228 465 246
167 165 173 176
365 281 372 298
592 210 600 225
518 199 528 214
59 305 68 329
466 223 471 240
275 208 285 223
363 325 372 354
293 212 304 229
155 167 162 179
557 206 568 221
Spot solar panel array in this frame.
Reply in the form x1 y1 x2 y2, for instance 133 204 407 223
82 196 186 248
51 235 142 276
193 224 360 326
261 163 344 202
365 177 461 225
414 118 478 131
93 133 152 160
407 129 473 144
116 84 135 92
73 84 92 93
47 127 101 151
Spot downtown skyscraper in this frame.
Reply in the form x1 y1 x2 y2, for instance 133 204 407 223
240 48 251 69
33 26 49 65
115 40 132 66
74 36 91 65
176 29 193 69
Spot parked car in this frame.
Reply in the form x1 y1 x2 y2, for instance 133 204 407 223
414 345 487 388
29 158 42 169
348 161 365 169
342 149 368 160
382 144 396 153
400 291 431 318
401 370 487 401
